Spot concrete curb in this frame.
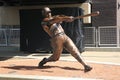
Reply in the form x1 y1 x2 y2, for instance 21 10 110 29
0 74 103 80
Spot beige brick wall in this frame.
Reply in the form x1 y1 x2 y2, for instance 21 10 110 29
0 3 91 26
0 7 20 25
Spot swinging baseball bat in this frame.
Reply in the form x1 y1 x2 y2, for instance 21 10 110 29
73 11 100 20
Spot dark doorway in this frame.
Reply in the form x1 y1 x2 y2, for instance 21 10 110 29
20 7 85 53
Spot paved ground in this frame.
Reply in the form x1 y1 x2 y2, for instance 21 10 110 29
0 51 120 80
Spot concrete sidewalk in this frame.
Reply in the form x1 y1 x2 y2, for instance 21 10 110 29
0 51 120 65
0 74 103 80
0 51 120 80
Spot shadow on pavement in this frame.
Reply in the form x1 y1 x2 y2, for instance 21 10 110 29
0 57 13 61
2 65 83 71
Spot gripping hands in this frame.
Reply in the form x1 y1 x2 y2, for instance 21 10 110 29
52 15 74 23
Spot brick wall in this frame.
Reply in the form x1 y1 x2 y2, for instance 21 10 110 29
92 0 117 26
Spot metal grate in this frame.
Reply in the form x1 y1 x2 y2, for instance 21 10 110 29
84 27 96 46
0 29 7 46
0 27 20 46
8 29 20 46
0 26 119 48
98 27 117 45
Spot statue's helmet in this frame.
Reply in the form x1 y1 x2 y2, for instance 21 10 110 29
42 7 51 16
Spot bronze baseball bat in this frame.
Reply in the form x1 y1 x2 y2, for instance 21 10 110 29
73 11 100 20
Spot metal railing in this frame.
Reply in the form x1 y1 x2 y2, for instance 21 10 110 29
84 26 120 47
98 26 117 46
0 28 20 46
84 27 96 46
0 29 7 46
0 26 120 47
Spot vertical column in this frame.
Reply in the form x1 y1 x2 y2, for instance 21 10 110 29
117 0 120 47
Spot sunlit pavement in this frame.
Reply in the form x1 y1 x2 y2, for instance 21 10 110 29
0 51 120 80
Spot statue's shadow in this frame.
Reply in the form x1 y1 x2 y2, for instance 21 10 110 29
2 65 83 71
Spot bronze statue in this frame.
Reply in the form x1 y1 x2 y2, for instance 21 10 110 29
38 7 92 72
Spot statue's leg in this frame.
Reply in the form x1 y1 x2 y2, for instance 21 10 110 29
38 37 63 67
64 36 92 72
